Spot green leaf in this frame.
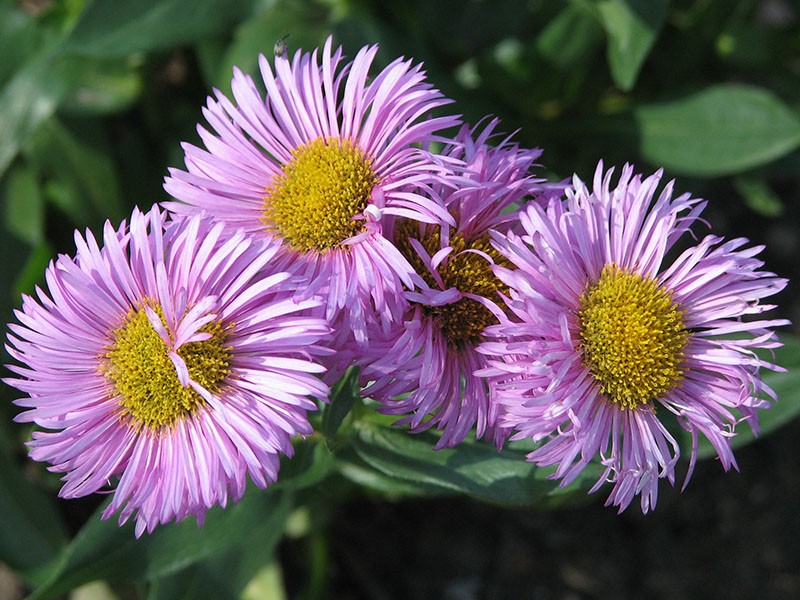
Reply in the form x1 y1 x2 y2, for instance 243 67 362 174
11 241 54 299
322 367 360 441
240 561 287 600
593 0 669 91
336 447 451 500
274 440 335 492
0 422 67 579
692 335 800 461
350 422 596 508
536 5 603 70
4 164 44 246
0 52 84 179
0 0 202 180
733 175 784 217
200 1 330 95
0 2 43 86
25 117 126 224
29 487 291 600
60 58 143 115
633 84 800 176
63 0 252 58
144 493 293 600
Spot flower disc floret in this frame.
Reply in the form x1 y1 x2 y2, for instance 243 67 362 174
578 264 688 410
265 138 378 252
396 220 507 346
106 305 231 431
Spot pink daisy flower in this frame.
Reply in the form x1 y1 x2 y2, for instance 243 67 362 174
4 206 331 536
359 120 554 448
163 36 460 345
479 162 789 512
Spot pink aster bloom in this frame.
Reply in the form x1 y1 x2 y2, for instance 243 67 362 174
359 120 554 448
5 206 330 536
163 36 460 347
479 162 789 512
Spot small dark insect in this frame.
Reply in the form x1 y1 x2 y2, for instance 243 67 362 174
274 35 290 58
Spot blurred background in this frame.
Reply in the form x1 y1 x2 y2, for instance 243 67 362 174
1 0 799 598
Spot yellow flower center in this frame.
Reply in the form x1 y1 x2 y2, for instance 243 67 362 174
264 138 379 252
578 264 688 410
104 305 232 431
396 220 508 347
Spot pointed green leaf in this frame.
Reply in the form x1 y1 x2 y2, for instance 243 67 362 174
0 52 84 179
240 561 287 600
273 441 335 492
634 84 800 176
0 422 67 578
11 241 54 298
0 3 43 86
25 117 126 224
733 175 784 217
536 5 603 70
144 493 293 600
350 422 596 508
200 2 329 95
4 164 44 246
593 0 669 90
335 445 450 499
60 58 143 115
322 367 360 441
63 0 252 58
29 487 290 600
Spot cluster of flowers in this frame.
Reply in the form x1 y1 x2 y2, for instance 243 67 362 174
4 37 789 537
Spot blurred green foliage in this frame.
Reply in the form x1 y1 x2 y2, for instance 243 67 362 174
1 0 799 598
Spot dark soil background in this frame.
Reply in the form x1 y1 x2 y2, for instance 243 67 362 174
312 418 800 600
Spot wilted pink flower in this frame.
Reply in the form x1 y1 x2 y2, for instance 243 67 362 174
5 206 330 536
359 120 554 448
479 162 789 512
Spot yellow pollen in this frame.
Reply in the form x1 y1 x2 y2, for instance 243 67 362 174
396 220 508 347
264 137 379 252
104 304 232 431
578 264 688 410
